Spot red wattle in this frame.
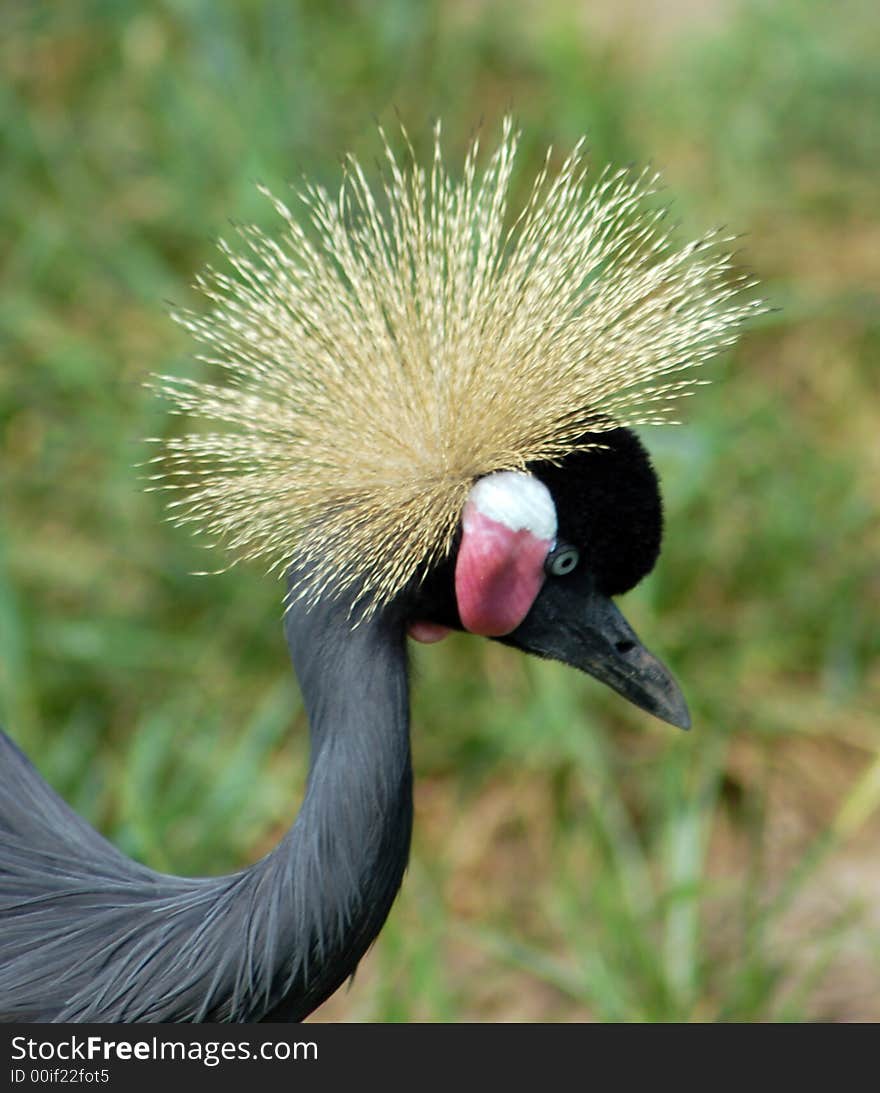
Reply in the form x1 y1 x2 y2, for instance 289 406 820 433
454 507 551 637
408 621 452 644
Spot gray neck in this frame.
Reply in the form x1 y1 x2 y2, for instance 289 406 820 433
257 593 413 1019
0 585 413 1022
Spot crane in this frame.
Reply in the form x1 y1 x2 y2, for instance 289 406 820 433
0 119 761 1022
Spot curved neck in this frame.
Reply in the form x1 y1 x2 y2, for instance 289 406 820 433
0 593 413 1022
259 595 413 1019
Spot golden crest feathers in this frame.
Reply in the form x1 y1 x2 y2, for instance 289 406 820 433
149 118 762 615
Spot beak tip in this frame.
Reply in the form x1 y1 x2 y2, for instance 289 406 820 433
671 707 692 732
653 687 691 731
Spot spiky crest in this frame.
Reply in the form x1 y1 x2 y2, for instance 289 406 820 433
148 117 762 617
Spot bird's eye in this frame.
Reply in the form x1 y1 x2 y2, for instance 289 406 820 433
545 544 580 577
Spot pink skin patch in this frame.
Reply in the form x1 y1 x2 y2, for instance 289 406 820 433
408 621 452 643
454 472 557 638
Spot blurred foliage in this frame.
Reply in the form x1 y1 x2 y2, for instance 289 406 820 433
1 0 878 1021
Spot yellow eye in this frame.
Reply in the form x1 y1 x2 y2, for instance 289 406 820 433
546 545 580 577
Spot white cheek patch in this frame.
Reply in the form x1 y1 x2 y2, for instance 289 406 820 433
464 471 557 542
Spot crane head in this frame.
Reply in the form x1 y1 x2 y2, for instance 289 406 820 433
155 118 762 658
408 426 690 730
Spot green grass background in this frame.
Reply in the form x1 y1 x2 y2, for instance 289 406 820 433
1 0 878 1020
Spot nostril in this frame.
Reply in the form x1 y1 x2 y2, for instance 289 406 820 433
615 639 636 655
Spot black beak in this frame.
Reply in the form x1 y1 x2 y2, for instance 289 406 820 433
501 579 691 730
